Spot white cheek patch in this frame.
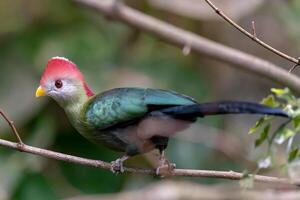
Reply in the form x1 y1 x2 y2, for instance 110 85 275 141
47 79 79 100
59 79 80 98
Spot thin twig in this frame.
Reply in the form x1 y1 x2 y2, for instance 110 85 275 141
73 0 300 94
251 21 257 38
204 0 299 64
289 59 300 73
0 109 23 145
0 109 295 185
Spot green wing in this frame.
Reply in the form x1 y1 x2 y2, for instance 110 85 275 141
84 88 197 129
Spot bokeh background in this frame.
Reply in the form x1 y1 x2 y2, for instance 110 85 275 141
0 0 300 199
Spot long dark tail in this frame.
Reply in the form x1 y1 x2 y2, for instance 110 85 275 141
159 101 289 119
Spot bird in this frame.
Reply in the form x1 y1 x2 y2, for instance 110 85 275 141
35 56 288 174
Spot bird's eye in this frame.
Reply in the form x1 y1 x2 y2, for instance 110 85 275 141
55 80 63 89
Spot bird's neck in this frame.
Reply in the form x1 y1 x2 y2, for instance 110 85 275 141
62 87 93 129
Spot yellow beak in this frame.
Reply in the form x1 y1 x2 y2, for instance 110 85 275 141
35 86 46 97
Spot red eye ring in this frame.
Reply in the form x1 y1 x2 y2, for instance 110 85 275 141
55 80 63 89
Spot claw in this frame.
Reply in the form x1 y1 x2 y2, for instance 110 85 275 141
110 155 129 174
155 161 176 176
155 151 176 176
111 159 124 173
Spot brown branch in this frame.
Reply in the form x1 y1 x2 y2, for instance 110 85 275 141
204 0 299 65
0 108 295 185
0 109 23 145
0 138 293 184
73 0 300 94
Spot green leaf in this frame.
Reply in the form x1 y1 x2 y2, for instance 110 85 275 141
271 88 295 102
288 148 299 163
269 121 290 146
248 117 267 134
261 95 279 107
292 108 300 118
293 116 300 129
275 128 296 145
271 88 287 96
282 128 295 139
255 124 270 147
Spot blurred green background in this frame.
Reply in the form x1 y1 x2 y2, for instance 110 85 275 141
0 0 300 199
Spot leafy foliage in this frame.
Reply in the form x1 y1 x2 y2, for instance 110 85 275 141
254 124 270 147
288 147 299 163
249 88 300 174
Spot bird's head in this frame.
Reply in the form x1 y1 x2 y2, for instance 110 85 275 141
36 57 94 106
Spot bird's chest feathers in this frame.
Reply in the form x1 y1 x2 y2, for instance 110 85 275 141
63 97 91 136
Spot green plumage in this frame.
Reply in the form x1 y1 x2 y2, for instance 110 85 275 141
84 88 197 130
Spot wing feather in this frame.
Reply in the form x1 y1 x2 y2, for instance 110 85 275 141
84 88 197 130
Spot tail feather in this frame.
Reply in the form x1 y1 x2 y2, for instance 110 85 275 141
158 101 289 119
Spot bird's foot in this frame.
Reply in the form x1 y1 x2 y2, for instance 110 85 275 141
110 155 129 174
111 159 124 173
155 155 176 176
155 162 176 177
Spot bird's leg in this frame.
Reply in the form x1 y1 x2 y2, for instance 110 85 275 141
155 150 176 176
110 155 129 173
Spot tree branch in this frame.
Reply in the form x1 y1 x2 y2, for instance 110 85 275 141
0 137 292 184
73 0 300 94
0 108 295 185
0 109 23 145
204 0 300 65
